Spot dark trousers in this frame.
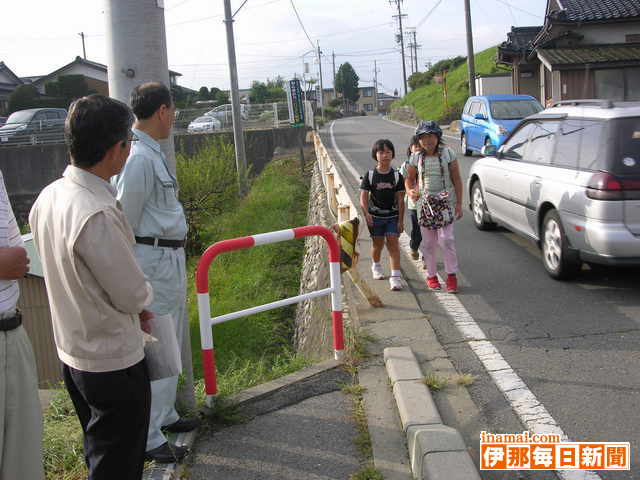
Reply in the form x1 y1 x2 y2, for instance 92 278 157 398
409 209 422 251
62 359 151 480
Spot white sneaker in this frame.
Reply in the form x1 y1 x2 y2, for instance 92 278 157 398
371 263 385 280
389 276 402 291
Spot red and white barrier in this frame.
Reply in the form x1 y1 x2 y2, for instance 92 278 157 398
195 225 344 400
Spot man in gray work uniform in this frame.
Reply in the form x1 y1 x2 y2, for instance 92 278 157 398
114 82 200 463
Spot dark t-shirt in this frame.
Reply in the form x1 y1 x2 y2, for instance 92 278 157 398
360 168 405 217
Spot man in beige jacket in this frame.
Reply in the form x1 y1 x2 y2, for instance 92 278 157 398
30 95 154 480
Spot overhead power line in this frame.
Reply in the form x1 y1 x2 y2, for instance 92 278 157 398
491 0 543 19
416 0 442 29
289 0 315 50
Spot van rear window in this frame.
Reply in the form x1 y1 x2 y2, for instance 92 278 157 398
608 117 640 176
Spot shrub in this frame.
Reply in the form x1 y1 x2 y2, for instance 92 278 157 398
176 137 239 256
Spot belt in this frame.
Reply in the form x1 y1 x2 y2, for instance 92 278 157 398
135 236 185 249
0 311 22 331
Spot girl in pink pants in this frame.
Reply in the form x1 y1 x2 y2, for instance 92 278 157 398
405 121 464 293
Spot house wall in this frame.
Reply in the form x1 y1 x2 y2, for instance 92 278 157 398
0 71 17 85
561 69 595 99
519 68 541 100
475 75 513 95
550 22 640 46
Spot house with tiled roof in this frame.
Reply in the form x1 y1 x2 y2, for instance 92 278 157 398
498 0 640 104
0 62 23 115
27 56 182 97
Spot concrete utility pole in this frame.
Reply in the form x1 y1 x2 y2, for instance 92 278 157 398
374 60 378 113
412 30 420 74
405 28 416 75
317 40 325 120
104 0 195 410
223 0 249 197
78 32 87 59
332 51 337 100
464 0 477 96
390 0 408 96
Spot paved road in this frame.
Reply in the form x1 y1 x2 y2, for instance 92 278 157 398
323 115 639 478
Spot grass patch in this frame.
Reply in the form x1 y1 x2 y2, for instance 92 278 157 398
350 465 385 480
43 388 86 480
422 373 449 391
454 373 477 386
394 45 510 124
186 149 314 397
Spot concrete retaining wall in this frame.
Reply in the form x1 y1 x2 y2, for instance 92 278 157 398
1 127 305 222
391 105 418 125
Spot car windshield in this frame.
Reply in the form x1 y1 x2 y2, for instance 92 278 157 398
194 116 212 123
608 117 640 176
490 100 543 120
5 111 34 124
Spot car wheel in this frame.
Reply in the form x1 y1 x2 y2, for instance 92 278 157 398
541 210 580 280
461 134 472 157
471 181 495 230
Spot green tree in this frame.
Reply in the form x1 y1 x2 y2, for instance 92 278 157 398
249 81 269 104
56 75 90 101
198 86 210 100
215 90 229 105
8 84 39 113
209 87 221 102
171 85 189 108
266 76 285 90
335 62 360 107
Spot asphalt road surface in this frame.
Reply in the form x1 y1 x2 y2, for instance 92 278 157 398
322 115 639 479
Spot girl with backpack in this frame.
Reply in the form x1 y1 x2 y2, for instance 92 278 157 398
404 121 464 293
399 135 422 261
360 139 405 291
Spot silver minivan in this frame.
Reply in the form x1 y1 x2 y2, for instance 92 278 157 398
468 100 640 279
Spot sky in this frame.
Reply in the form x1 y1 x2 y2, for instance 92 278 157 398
1 0 548 96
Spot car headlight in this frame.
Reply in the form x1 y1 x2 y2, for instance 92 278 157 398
16 124 27 131
497 125 508 136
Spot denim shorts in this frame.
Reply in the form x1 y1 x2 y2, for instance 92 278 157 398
368 215 400 237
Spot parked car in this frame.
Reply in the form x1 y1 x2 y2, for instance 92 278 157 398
468 100 640 279
205 103 249 126
187 115 222 134
0 108 67 145
0 117 7 127
460 94 543 155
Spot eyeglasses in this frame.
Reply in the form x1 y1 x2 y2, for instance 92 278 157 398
127 132 139 143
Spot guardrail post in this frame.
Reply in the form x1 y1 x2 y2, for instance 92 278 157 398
326 173 338 215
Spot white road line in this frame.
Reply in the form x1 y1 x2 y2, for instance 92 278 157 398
380 116 460 142
329 123 602 480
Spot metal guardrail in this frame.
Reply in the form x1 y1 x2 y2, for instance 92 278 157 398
195 225 344 405
0 124 65 147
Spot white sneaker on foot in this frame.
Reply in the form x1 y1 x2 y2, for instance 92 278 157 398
389 276 402 291
371 263 385 280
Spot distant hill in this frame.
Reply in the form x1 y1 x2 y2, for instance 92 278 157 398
393 46 511 124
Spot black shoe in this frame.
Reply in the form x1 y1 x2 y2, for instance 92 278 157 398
145 442 189 463
163 416 202 433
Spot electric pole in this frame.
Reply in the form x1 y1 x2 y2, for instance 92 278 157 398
78 32 87 59
223 0 249 197
332 50 337 100
412 30 420 74
390 0 408 96
406 27 416 75
317 40 325 120
464 0 477 96
104 0 195 410
374 60 378 114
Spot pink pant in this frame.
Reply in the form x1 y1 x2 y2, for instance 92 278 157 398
419 224 459 277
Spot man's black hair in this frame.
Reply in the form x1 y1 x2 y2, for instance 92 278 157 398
406 134 420 158
65 94 133 169
130 82 172 120
371 138 395 161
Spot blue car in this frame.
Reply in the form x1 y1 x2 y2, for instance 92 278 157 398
460 94 543 156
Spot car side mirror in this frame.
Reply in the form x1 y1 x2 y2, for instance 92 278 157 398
480 144 498 157
474 113 487 120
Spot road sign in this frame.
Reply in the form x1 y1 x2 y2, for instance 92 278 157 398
286 79 305 128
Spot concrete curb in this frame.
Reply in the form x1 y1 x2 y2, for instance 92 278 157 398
143 359 348 480
384 346 481 480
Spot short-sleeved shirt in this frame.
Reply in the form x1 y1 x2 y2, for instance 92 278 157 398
409 146 457 206
360 168 405 217
398 159 417 210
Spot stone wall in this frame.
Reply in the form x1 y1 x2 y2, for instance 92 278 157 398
293 161 335 360
390 105 418 125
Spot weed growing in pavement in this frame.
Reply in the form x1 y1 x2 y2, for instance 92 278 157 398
350 465 385 480
422 373 449 390
454 373 477 386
